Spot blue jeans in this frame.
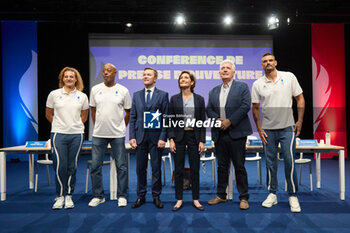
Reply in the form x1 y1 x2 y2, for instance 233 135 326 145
51 133 84 196
264 126 298 195
91 137 127 198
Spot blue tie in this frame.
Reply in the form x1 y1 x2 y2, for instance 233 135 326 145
146 90 151 107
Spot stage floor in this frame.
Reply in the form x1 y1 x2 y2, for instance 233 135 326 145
0 154 349 232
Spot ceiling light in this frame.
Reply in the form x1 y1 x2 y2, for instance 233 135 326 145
175 14 185 25
223 15 233 25
267 15 279 30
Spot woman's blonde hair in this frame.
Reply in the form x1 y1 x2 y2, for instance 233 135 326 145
58 67 84 91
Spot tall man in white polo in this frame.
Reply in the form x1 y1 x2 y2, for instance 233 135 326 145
252 53 305 213
88 63 132 207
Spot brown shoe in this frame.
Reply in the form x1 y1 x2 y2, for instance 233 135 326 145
240 199 249 210
208 196 227 205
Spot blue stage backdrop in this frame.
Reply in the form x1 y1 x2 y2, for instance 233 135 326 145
2 21 38 160
89 34 272 140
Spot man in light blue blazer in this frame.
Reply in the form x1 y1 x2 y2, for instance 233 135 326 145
129 67 169 209
207 59 252 210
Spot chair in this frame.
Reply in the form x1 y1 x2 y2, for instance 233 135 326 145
277 152 288 191
147 140 173 185
147 153 152 179
246 135 262 185
226 135 261 199
295 152 313 191
200 136 216 187
34 153 53 192
162 150 173 185
85 160 111 193
275 143 289 191
280 138 313 191
230 135 262 185
295 138 313 191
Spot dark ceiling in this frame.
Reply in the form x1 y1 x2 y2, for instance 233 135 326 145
1 0 350 32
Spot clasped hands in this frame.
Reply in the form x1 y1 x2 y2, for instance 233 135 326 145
129 139 166 149
170 139 204 154
217 118 231 131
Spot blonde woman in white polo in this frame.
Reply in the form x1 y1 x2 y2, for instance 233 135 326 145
46 67 89 210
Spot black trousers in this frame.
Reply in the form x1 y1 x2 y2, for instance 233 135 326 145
174 130 200 200
216 131 249 201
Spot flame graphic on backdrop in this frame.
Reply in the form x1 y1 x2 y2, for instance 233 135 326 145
18 50 38 133
312 57 331 133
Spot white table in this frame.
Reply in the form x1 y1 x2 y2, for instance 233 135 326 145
226 144 346 200
0 145 51 201
1 144 345 201
0 144 132 201
80 144 133 201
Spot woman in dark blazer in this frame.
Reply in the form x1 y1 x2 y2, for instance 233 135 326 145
168 70 206 211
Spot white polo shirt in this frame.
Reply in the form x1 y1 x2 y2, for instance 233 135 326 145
90 82 132 138
251 70 303 130
46 88 89 134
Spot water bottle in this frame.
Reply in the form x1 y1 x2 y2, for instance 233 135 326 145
325 131 331 145
200 152 206 173
201 161 206 173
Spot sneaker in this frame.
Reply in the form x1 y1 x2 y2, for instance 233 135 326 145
262 193 278 208
118 197 127 207
52 196 65 210
64 195 74 209
289 196 301 213
88 197 106 207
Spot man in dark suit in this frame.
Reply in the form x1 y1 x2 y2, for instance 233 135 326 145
129 67 169 209
207 59 252 210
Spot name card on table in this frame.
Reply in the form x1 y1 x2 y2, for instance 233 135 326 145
205 140 213 147
248 139 263 146
297 139 318 147
83 141 92 147
25 141 48 148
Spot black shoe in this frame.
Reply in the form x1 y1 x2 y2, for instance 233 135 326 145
153 197 164 209
192 203 205 211
131 198 145 209
172 204 183 212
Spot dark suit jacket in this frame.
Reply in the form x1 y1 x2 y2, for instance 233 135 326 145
129 87 169 145
207 80 252 143
168 93 206 144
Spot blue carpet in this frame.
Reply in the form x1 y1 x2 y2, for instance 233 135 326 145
0 154 349 232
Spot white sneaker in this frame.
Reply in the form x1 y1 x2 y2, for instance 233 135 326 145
52 196 65 210
289 196 301 213
64 195 74 209
118 197 127 207
88 197 106 207
262 193 278 208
